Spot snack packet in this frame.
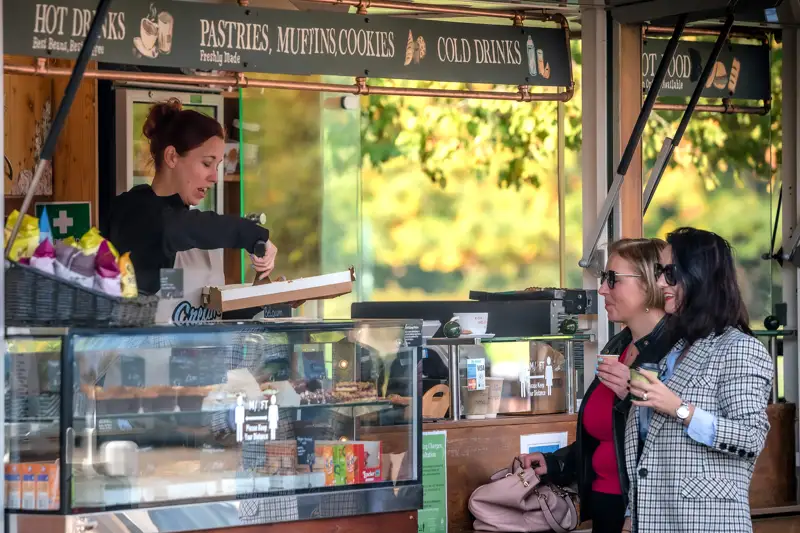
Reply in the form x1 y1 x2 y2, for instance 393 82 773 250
94 241 121 297
78 228 118 258
119 252 138 298
54 242 94 289
30 239 56 275
5 210 40 261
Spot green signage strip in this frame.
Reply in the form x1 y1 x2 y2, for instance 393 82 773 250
4 1 571 87
419 430 448 533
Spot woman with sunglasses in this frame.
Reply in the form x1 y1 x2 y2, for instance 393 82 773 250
521 239 673 533
626 227 773 533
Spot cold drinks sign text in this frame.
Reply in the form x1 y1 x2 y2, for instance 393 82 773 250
6 0 572 87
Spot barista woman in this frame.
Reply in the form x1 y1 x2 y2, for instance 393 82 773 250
108 98 277 294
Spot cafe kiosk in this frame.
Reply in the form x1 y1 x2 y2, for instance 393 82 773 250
2 0 799 532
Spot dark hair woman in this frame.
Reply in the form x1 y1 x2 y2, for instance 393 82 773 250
108 98 276 295
626 227 773 533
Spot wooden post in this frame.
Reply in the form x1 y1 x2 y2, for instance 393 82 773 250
52 60 99 226
616 23 643 239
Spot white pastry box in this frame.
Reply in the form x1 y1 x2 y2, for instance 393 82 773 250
202 269 355 313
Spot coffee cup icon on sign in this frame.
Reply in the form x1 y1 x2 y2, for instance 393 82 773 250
158 12 174 54
133 4 173 59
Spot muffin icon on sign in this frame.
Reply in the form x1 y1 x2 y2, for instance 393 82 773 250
404 30 426 66
134 2 174 59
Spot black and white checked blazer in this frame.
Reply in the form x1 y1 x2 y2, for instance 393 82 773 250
624 327 773 533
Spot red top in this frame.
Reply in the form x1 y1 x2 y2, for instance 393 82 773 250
582 346 630 495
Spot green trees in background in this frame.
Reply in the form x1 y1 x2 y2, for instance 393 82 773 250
359 41 780 323
241 41 781 326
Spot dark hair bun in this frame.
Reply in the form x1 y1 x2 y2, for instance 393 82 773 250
142 98 224 171
143 98 183 142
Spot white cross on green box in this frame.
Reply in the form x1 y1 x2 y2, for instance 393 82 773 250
35 202 91 241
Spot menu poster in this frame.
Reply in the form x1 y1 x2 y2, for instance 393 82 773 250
297 436 315 465
418 430 447 533
120 355 145 387
169 347 229 386
466 358 485 391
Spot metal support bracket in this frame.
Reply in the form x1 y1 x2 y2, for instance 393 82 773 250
579 13 688 268
641 9 738 216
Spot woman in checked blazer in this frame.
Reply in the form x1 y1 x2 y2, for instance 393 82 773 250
624 227 773 533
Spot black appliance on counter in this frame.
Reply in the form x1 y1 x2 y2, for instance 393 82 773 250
351 288 597 338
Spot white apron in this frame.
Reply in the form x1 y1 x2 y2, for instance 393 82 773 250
154 248 225 325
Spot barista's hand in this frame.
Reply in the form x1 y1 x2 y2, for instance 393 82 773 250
251 240 277 279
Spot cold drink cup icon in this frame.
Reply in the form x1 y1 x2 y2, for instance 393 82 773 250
526 36 537 77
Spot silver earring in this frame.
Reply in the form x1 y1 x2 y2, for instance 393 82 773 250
645 307 650 313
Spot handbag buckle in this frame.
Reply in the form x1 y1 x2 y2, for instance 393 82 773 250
517 471 530 488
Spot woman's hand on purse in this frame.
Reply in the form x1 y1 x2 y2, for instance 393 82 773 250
520 452 547 476
597 358 631 400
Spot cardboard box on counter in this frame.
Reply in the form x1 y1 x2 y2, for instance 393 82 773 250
203 269 355 313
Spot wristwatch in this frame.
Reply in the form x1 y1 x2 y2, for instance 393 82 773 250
676 402 691 421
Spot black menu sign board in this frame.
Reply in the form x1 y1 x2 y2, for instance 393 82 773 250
169 347 229 387
120 355 145 387
4 0 571 87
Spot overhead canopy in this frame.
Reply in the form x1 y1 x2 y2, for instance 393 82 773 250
607 0 785 25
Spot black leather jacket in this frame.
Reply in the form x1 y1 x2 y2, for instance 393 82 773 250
542 315 673 521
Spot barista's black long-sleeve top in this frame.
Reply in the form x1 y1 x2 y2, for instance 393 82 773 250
108 184 269 295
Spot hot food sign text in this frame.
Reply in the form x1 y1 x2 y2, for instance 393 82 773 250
642 39 770 101
5 0 572 87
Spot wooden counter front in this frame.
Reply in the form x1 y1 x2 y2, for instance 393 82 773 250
204 511 418 533
751 402 797 508
362 413 579 533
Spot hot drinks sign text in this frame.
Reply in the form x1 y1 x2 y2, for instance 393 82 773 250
5 0 571 87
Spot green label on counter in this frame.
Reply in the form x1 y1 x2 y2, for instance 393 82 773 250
418 430 447 533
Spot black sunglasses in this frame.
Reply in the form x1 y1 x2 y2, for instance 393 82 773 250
655 263 678 286
599 270 641 289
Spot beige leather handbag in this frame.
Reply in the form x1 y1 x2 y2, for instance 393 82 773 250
468 457 578 533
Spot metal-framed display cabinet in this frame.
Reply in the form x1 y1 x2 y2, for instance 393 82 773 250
4 319 423 533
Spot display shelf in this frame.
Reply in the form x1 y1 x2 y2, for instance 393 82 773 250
425 333 593 345
5 320 422 528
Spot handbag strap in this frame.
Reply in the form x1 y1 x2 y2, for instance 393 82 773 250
536 491 578 533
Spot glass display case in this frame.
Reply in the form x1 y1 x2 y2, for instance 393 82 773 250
5 319 422 533
423 335 590 420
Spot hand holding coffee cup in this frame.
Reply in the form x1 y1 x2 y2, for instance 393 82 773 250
596 355 630 400
630 364 684 418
